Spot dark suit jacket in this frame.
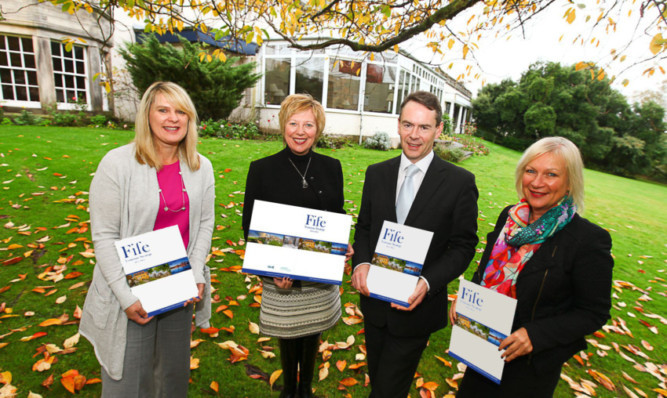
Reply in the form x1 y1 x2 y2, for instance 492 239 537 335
472 206 613 374
352 155 479 337
242 147 345 240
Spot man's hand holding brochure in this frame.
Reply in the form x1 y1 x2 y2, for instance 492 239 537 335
364 221 434 308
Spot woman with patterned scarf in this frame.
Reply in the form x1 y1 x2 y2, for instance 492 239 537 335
450 136 614 397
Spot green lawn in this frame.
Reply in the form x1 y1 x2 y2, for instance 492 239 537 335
0 126 665 397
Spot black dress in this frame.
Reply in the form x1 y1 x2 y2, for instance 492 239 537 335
242 147 346 338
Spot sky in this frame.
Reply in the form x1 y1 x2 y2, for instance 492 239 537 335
412 1 666 104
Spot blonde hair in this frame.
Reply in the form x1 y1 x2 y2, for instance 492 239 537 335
134 81 200 171
515 136 585 213
278 94 326 143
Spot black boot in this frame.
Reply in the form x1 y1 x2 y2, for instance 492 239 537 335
297 333 320 398
279 338 299 398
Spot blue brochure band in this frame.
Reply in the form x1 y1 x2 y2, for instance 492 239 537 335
146 299 192 317
369 292 410 308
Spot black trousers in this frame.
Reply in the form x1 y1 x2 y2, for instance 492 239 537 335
457 356 561 397
365 322 429 398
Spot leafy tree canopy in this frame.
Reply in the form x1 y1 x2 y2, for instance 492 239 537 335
120 35 261 120
473 61 666 180
46 0 666 85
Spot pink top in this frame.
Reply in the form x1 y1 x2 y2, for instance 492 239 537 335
154 161 190 248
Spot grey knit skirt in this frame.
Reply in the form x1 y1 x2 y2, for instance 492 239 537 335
259 278 341 338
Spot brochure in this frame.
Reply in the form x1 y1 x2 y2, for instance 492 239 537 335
448 279 518 384
242 200 352 285
114 225 198 317
366 221 434 307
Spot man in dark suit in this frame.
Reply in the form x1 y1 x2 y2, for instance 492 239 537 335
351 91 479 397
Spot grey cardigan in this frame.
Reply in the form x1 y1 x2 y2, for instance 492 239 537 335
79 143 215 380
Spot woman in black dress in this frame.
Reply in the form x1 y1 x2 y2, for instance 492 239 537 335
243 94 351 398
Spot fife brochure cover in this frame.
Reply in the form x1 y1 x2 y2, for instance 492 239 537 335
366 221 434 307
114 225 198 317
448 279 517 384
242 200 352 285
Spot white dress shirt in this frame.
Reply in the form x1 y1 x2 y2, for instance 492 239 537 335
395 151 434 205
355 150 435 293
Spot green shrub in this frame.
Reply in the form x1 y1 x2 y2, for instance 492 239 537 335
1 117 11 125
199 119 259 140
121 35 261 121
434 145 467 163
90 115 107 126
363 132 391 151
316 135 352 149
14 110 42 125
50 111 77 126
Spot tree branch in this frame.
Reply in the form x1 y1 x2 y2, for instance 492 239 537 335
276 0 481 52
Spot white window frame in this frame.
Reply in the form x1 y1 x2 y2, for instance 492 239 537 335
0 35 40 108
51 41 90 111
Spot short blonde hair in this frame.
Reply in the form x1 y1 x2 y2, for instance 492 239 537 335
278 94 326 143
515 136 585 213
134 81 200 171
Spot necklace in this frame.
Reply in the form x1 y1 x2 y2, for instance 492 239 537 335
287 156 312 189
158 170 187 212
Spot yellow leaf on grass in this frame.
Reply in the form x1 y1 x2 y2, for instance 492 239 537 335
259 350 275 359
588 369 615 391
270 369 282 390
0 371 11 384
210 381 219 392
339 377 358 386
319 362 330 381
190 339 205 349
63 333 80 349
336 360 347 372
435 355 451 367
39 318 63 327
422 381 439 391
248 321 259 334
190 356 200 370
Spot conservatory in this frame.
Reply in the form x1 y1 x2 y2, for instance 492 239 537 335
252 40 472 143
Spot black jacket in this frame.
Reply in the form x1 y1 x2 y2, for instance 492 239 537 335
242 147 345 240
472 206 614 373
352 155 479 337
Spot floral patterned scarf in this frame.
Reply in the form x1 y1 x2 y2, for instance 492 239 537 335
481 196 577 298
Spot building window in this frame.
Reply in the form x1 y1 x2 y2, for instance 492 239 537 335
51 42 88 105
295 57 324 103
0 35 40 103
364 64 396 113
327 59 360 111
265 58 291 105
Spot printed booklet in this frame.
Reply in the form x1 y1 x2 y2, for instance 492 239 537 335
242 200 352 285
448 279 517 384
366 221 433 307
115 225 198 317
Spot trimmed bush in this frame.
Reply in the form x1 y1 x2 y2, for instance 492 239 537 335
363 132 391 151
434 145 467 163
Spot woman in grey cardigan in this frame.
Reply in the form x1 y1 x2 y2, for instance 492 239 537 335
80 81 215 397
